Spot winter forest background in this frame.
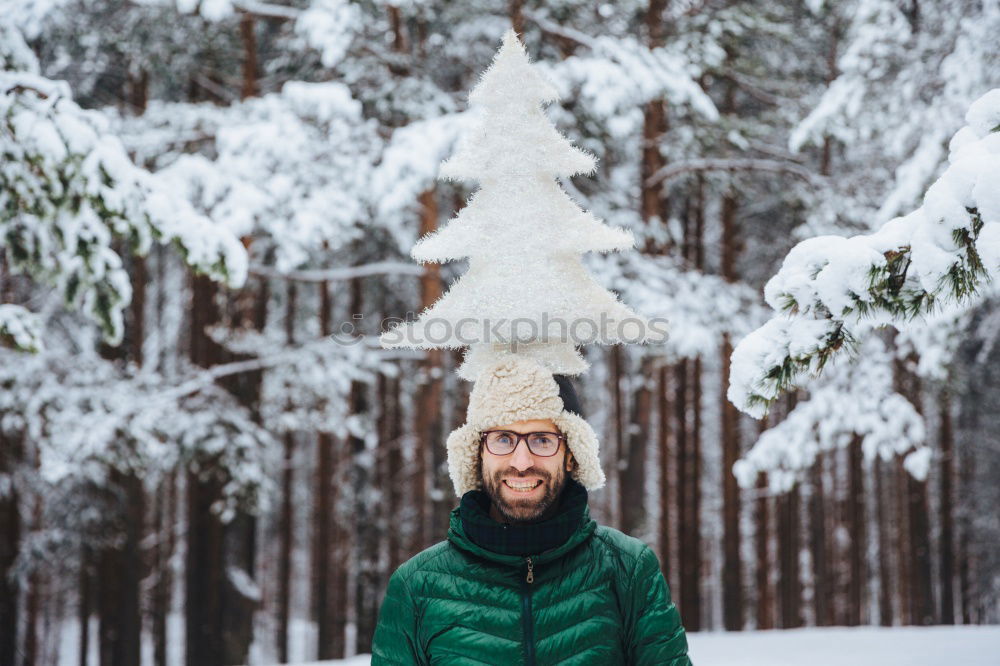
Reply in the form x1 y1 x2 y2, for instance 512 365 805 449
2 0 1000 665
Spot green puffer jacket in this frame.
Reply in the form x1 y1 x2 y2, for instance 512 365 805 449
371 502 692 665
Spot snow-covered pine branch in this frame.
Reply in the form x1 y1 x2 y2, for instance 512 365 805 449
114 80 379 274
529 13 719 124
728 88 1000 418
0 24 247 352
733 335 928 493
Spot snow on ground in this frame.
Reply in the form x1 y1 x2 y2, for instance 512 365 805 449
273 625 1000 666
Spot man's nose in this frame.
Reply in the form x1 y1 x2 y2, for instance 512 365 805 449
509 439 534 472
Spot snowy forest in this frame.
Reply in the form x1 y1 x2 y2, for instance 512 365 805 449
2 0 1000 665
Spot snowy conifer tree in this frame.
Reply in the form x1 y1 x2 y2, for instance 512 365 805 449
729 88 1000 418
0 22 247 353
379 29 656 379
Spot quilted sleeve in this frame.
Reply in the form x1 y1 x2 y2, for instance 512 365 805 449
625 545 692 666
371 569 427 665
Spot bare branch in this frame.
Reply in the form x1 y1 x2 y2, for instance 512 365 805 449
248 261 426 283
232 1 301 21
647 157 820 188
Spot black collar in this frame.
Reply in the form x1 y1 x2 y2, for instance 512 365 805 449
459 479 588 557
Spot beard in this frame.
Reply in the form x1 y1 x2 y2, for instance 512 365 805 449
482 463 568 524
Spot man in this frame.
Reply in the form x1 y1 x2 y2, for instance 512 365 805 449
371 357 692 665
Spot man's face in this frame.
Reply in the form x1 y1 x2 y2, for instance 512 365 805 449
480 418 573 523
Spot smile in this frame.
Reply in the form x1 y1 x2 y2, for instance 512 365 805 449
503 479 543 492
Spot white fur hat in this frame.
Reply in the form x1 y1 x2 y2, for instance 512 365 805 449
446 356 606 497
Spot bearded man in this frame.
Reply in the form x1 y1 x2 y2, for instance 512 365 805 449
371 357 692 665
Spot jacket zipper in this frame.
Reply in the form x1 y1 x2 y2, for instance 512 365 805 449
521 557 535 665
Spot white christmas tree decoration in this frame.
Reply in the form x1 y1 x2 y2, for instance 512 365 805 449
379 29 657 380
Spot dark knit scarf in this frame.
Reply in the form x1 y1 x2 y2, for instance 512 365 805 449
459 478 588 557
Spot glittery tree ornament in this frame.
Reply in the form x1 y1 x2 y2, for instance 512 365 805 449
379 28 655 380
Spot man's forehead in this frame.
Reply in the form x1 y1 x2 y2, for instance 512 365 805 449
490 418 559 431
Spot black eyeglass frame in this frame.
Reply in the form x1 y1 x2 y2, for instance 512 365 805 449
479 430 567 457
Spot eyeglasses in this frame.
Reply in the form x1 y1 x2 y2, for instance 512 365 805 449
480 430 566 457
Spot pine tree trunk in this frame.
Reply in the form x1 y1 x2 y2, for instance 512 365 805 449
847 434 865 626
689 356 703 629
608 346 625 528
97 245 147 666
313 428 336 659
622 356 651 536
809 455 832 626
657 365 672 585
957 423 973 625
674 359 691 621
186 273 226 666
413 188 442 552
777 484 802 628
79 544 90 666
719 181 743 629
313 279 345 659
350 277 378 654
97 470 143 666
186 465 225 666
386 372 405 574
0 431 19 666
240 13 258 100
875 458 894 626
151 472 176 666
893 353 934 625
276 283 297 664
907 472 934 624
720 334 743 630
938 390 955 624
755 466 774 630
330 439 349 658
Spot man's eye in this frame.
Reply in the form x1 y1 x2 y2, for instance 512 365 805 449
530 434 555 446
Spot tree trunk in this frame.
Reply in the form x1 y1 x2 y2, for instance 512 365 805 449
938 390 955 624
894 457 912 625
240 13 258 100
777 484 802 628
186 273 226 666
97 471 143 666
809 455 831 626
907 472 934 624
350 277 378 653
385 373 405 574
720 332 743 630
689 356 703 629
621 356 651 536
657 364 672 585
674 359 691 622
151 472 176 666
957 419 973 625
216 272 268 666
79 544 90 666
313 281 332 655
0 432 19 666
755 467 774 630
185 465 225 666
276 282 297 663
875 458 894 626
413 188 442 553
719 180 744 629
608 345 625 530
847 434 865 626
330 440 349 658
893 353 934 625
